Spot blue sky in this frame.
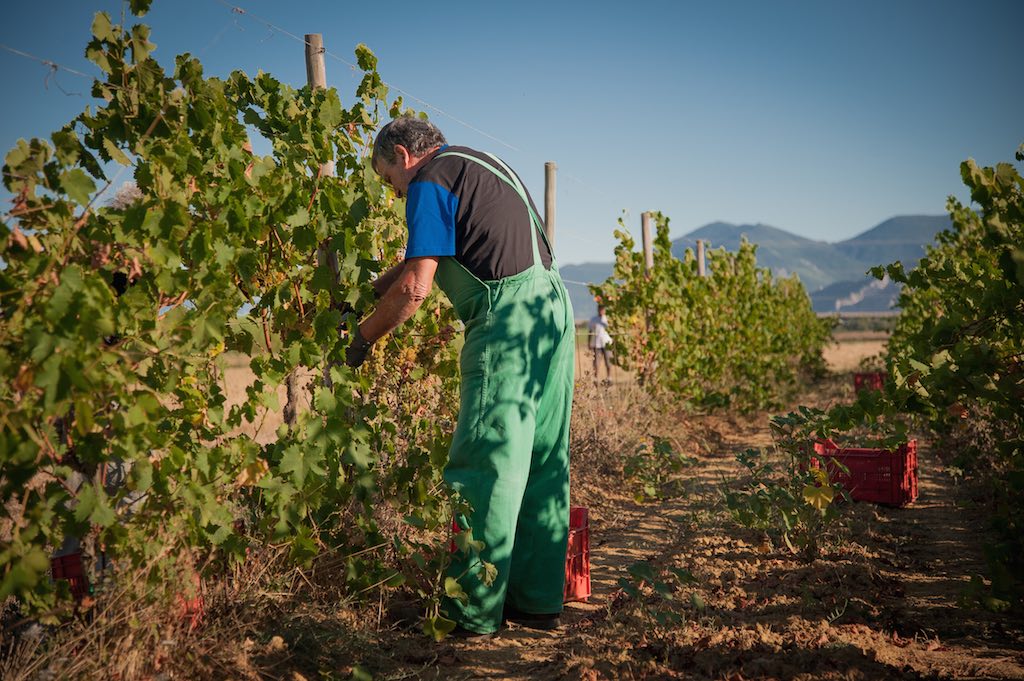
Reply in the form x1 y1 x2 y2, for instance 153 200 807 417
2 0 1021 265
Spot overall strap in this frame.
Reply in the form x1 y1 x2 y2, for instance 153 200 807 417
435 151 551 267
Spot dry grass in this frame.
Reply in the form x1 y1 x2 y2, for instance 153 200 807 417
1 359 676 680
17 333 1019 681
1 542 387 681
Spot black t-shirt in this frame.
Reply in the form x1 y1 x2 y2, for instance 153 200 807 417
404 145 552 281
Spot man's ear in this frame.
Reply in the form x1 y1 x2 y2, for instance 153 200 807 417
394 144 413 168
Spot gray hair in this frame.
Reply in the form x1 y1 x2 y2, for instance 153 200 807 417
372 116 447 167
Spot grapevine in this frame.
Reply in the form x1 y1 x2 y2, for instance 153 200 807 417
762 144 1023 596
591 211 830 410
0 3 468 621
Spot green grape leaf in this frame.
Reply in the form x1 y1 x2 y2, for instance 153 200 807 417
103 138 131 166
60 168 95 205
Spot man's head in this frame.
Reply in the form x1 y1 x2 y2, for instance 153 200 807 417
597 304 606 315
372 117 447 198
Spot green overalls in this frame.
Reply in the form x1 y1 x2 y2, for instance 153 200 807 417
432 152 575 634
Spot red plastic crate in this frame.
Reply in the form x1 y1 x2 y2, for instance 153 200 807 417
564 506 591 603
853 372 886 393
175 572 205 631
50 551 90 601
450 509 592 602
449 517 461 554
812 439 918 507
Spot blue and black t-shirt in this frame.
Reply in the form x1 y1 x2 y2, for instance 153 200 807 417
404 145 553 281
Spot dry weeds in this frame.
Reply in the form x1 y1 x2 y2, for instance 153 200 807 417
5 337 1024 680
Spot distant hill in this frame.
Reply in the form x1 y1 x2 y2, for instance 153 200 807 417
670 222 868 292
834 215 951 270
559 215 951 318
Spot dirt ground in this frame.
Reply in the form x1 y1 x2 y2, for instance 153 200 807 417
9 337 1024 680
361 336 1024 680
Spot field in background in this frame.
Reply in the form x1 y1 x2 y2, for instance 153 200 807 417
822 313 898 334
823 331 888 373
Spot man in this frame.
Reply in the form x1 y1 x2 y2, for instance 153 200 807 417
588 303 613 384
348 116 575 637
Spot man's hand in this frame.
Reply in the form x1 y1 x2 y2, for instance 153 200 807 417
345 257 438 368
345 325 373 368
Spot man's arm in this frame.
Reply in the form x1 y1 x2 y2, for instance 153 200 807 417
371 262 407 299
359 257 439 344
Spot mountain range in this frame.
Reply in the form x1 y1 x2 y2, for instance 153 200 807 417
561 214 952 318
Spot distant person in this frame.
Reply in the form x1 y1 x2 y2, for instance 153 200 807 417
588 304 613 384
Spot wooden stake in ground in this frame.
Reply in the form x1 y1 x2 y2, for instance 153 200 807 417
697 238 706 277
544 161 557 251
641 211 654 273
283 33 342 425
304 33 339 286
640 212 654 381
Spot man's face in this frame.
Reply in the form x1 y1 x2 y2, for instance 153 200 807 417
374 145 415 198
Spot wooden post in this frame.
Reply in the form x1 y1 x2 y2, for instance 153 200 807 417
696 239 706 277
306 33 341 384
641 211 654 273
305 32 338 261
304 34 327 94
544 161 556 251
279 32 341 424
283 381 298 426
305 34 336 180
639 212 654 383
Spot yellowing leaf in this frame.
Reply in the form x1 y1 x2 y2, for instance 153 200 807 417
803 483 835 511
444 576 468 603
73 396 95 436
235 459 269 487
478 561 498 587
423 615 457 642
92 12 115 42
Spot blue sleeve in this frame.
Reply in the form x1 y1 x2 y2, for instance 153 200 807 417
405 181 458 258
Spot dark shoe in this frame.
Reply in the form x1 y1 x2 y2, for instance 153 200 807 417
503 605 561 630
450 624 496 640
